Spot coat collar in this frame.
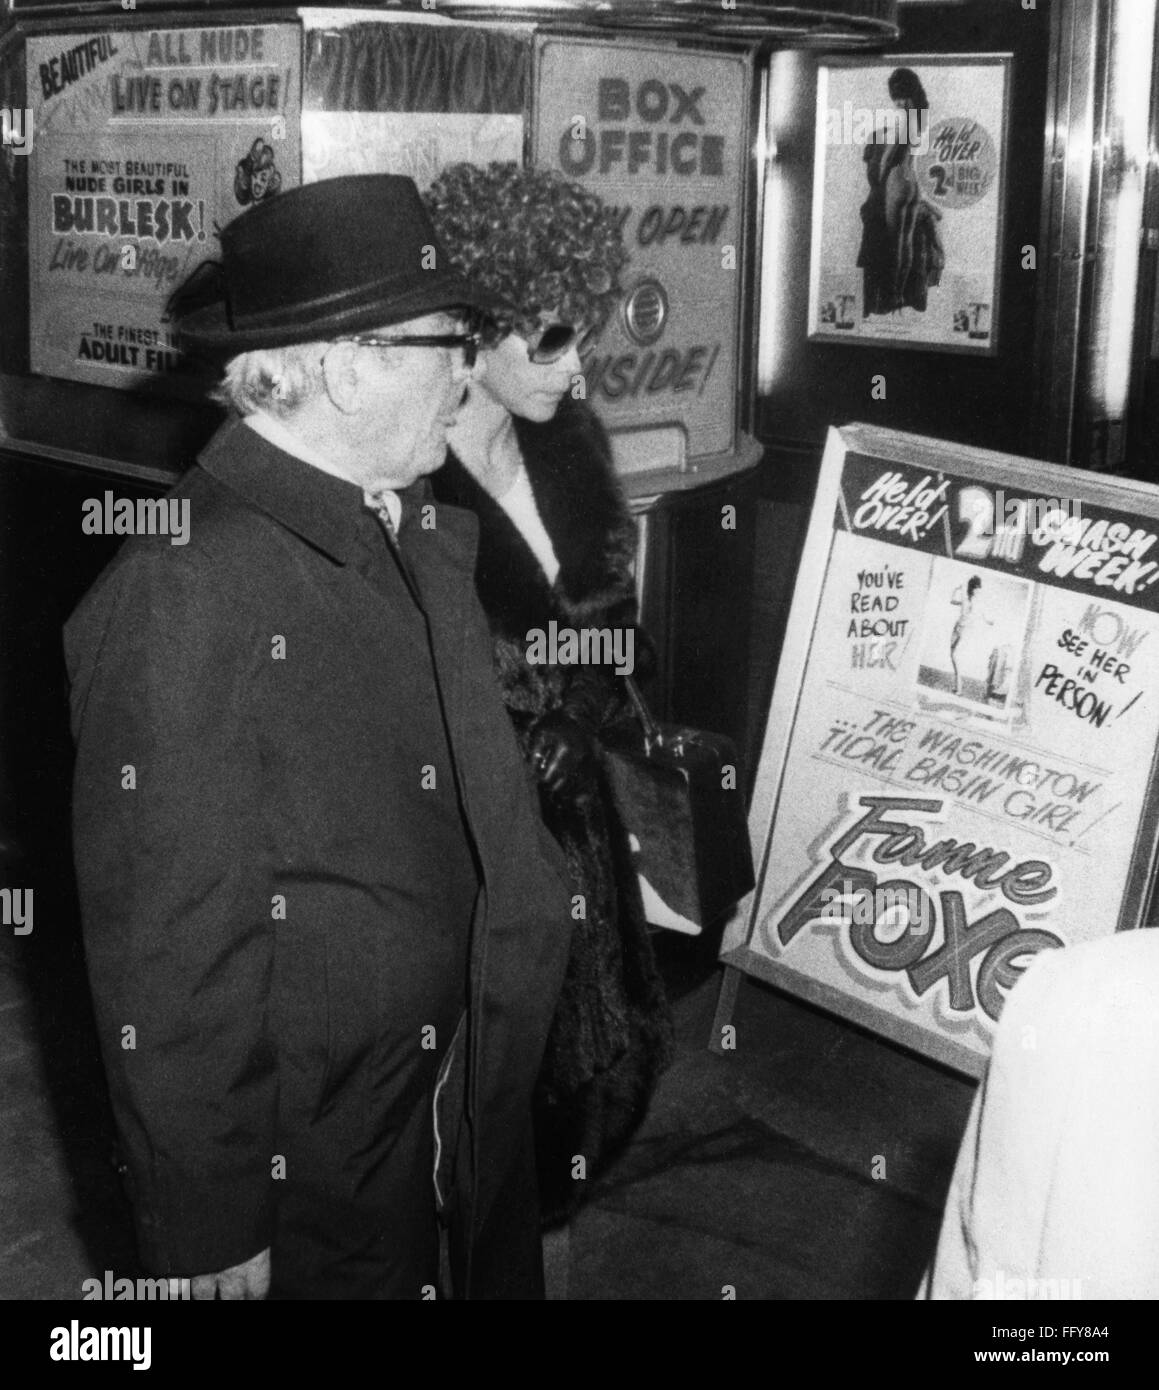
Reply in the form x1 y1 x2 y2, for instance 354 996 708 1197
198 416 366 564
197 417 479 572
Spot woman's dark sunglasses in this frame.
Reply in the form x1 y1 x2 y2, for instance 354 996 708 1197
337 330 481 369
525 323 590 364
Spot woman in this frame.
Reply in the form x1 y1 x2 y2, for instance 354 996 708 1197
949 574 992 695
424 161 674 1225
857 67 944 316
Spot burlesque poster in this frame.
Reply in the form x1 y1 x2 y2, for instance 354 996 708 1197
26 25 301 391
808 55 1010 355
721 425 1159 1076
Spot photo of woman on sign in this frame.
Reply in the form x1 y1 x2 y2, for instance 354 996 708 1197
856 67 945 317
949 574 992 695
916 559 1031 719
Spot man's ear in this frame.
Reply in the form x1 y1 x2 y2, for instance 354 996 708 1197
321 341 363 414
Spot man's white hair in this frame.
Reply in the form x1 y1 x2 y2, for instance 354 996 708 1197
211 342 326 417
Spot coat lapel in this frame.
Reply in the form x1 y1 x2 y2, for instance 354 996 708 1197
401 492 481 753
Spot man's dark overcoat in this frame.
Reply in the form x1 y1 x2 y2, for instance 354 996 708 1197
64 418 573 1299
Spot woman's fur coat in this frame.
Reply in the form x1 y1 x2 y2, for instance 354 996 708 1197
432 394 674 1225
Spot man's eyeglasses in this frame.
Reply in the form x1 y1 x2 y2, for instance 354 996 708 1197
337 331 481 370
525 323 593 365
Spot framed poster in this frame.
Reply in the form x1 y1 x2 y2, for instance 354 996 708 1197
720 424 1159 1077
26 23 301 392
808 54 1010 355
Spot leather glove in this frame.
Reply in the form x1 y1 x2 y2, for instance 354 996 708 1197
528 710 595 797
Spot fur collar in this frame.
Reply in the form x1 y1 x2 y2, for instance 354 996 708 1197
433 396 637 640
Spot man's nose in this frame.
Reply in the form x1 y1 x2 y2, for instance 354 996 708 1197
449 347 473 386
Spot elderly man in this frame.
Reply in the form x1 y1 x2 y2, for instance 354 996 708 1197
64 176 572 1300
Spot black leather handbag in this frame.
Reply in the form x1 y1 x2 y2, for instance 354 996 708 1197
601 678 754 934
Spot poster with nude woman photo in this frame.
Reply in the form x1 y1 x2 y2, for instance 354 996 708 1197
915 557 1033 724
807 54 1011 354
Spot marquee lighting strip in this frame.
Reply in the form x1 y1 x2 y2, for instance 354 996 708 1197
434 0 899 43
3 1 898 43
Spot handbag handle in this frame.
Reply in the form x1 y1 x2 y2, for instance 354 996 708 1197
623 674 664 753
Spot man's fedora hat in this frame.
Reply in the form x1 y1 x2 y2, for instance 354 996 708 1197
171 174 495 353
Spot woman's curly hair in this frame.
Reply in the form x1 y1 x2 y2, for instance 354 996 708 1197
423 161 628 343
